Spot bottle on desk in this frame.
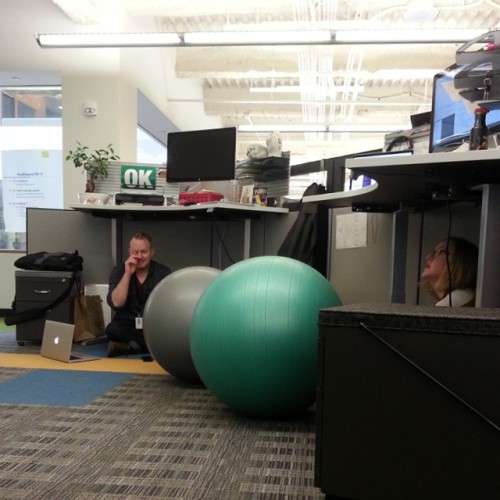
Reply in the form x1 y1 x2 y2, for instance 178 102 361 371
469 107 489 150
228 180 242 203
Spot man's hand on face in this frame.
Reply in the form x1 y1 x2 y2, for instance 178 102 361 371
125 255 138 275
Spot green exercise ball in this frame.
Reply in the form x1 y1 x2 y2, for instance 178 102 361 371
190 256 342 418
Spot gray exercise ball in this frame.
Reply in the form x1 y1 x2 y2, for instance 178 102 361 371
143 266 221 384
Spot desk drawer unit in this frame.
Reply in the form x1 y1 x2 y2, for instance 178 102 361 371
15 270 80 344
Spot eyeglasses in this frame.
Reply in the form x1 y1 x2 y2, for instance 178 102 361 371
426 248 449 259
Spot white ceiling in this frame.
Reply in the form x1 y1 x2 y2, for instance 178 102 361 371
5 0 500 163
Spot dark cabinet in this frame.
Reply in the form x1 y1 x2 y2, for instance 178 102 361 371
15 270 80 344
315 303 500 500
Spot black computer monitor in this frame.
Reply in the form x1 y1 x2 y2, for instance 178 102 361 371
166 127 237 183
429 67 500 153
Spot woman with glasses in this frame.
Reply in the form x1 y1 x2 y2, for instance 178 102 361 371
421 236 478 307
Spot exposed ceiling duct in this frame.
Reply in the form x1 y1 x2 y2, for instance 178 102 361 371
46 0 500 162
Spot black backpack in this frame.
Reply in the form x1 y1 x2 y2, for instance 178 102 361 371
14 250 83 272
277 183 327 272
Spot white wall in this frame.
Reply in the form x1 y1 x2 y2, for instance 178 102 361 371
61 74 136 206
120 46 221 133
0 253 19 310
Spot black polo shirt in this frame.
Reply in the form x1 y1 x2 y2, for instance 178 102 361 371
106 260 171 322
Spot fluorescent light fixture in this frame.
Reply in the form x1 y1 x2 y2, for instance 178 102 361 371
183 30 332 46
335 28 488 44
35 28 490 49
1 86 60 91
35 32 181 48
238 124 327 133
249 84 365 93
328 124 408 133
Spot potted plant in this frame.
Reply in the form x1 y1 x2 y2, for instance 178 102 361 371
66 142 120 192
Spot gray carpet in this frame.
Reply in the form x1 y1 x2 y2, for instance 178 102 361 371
0 330 324 499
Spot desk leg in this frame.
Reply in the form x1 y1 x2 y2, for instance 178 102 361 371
390 210 409 304
111 219 123 266
243 219 251 259
477 184 500 307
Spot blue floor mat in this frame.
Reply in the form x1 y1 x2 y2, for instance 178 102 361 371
0 369 132 406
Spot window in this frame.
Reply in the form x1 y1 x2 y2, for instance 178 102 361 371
288 171 328 199
0 87 62 251
137 126 167 165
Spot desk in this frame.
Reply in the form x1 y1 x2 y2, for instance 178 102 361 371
70 201 288 218
70 202 289 263
303 150 500 306
303 149 500 210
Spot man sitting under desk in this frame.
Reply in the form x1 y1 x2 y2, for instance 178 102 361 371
106 232 171 357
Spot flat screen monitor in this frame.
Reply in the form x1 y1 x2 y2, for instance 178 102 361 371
166 127 237 183
430 67 500 152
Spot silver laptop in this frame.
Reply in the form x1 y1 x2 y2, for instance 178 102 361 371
41 320 100 363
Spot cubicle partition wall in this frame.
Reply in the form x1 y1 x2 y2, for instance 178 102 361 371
26 206 295 286
327 202 482 306
406 202 482 305
16 206 292 343
26 208 113 285
121 219 244 270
